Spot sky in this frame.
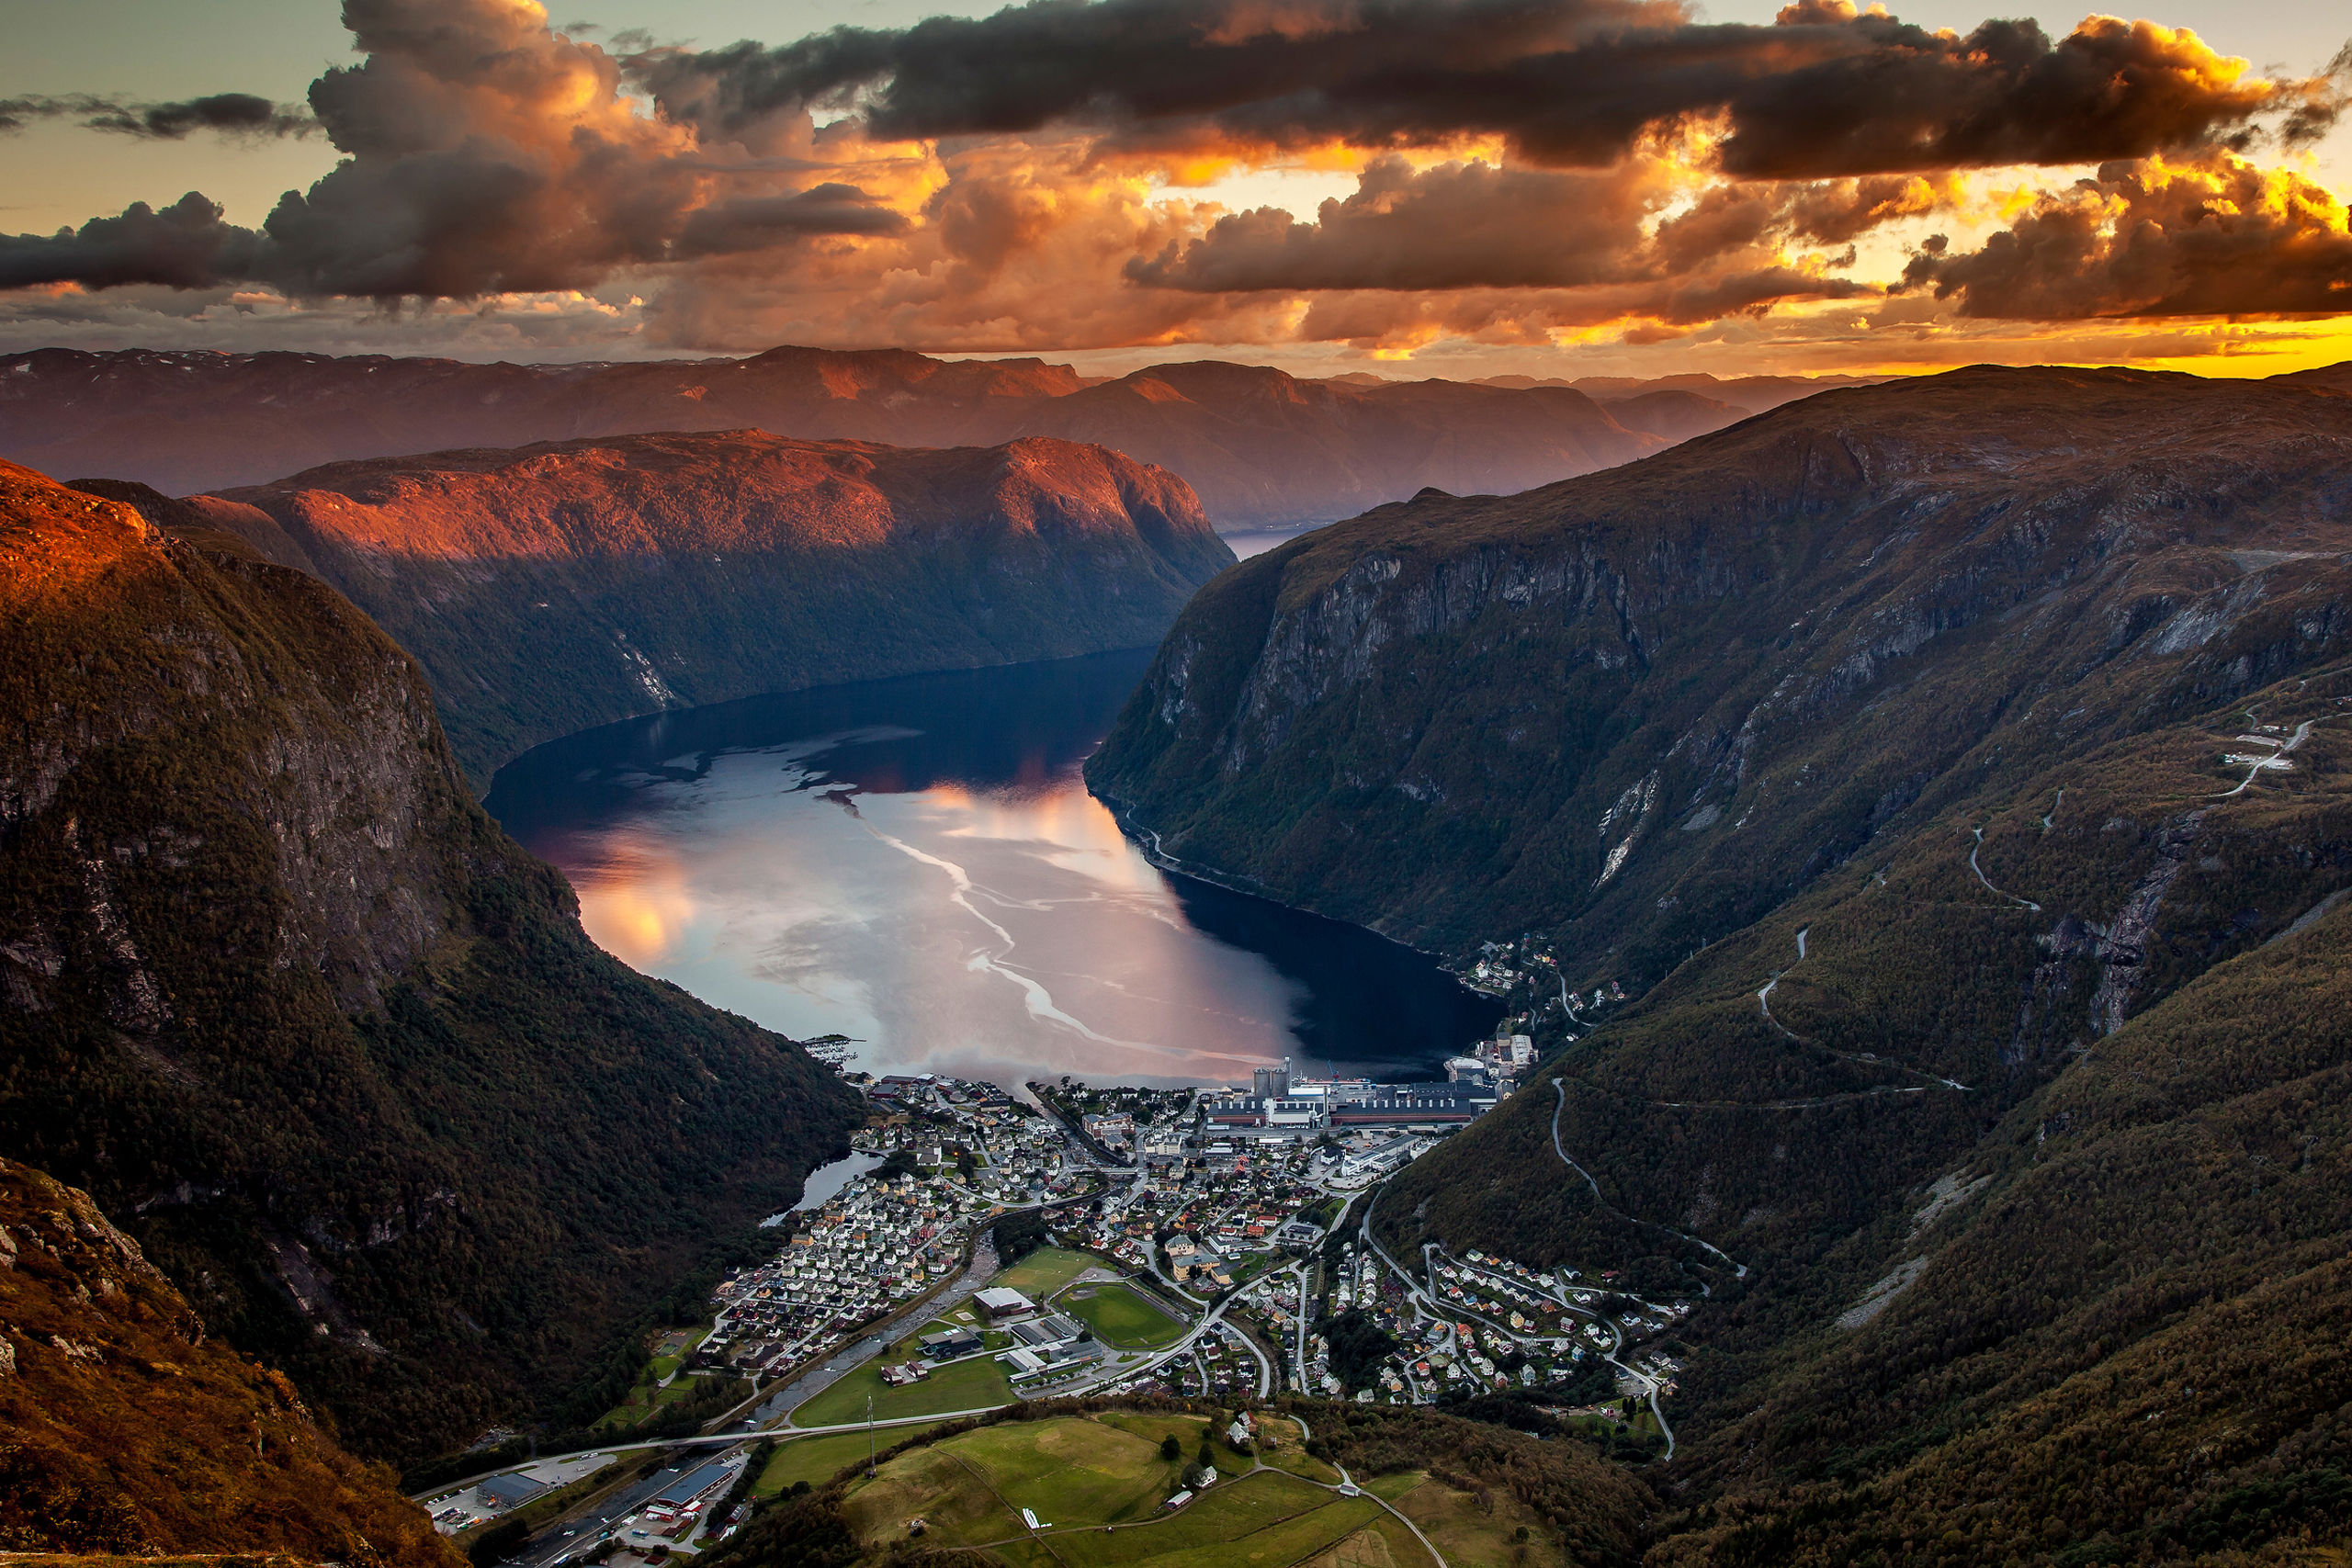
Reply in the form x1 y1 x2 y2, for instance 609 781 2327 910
2 0 2347 378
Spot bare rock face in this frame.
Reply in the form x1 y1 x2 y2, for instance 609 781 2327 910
0 1155 458 1566
0 460 861 1461
182 429 1236 782
0 344 1666 530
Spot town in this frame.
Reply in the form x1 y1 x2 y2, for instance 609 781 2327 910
424 1018 1693 1567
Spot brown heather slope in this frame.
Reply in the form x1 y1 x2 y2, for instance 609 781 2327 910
0 460 861 1461
1091 364 2352 1562
0 1157 455 1568
164 428 1234 782
0 345 1665 529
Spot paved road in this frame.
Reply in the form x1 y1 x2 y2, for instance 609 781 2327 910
517 1450 742 1568
752 1235 1001 1428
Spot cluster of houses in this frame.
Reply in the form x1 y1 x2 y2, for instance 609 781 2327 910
1055 1144 1333 1290
1315 1238 1639 1404
700 1168 974 1377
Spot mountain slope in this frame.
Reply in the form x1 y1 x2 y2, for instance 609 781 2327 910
1087 365 2352 957
0 345 1665 529
0 459 862 1461
0 1156 456 1566
126 429 1237 784
1088 364 2352 1560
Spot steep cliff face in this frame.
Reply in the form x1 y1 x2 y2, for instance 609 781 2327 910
185 430 1234 782
1090 366 2352 961
1 345 1666 529
0 1156 456 1566
0 460 863 1461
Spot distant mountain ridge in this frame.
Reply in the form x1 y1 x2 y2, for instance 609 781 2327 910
1 344 1676 528
104 427 1235 783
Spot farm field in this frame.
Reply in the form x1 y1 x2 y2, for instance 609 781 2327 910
752 1424 951 1496
1058 1280 1189 1348
828 1413 1442 1568
1391 1472 1564 1568
1250 1417 1344 1484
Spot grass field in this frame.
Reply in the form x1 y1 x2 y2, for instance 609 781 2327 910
991 1247 1102 1297
1058 1280 1189 1348
834 1415 1406 1568
1093 1410 1210 1450
752 1425 952 1496
945 1417 1184 1527
1039 1470 1379 1568
791 1352 1013 1427
1250 1417 1344 1484
1391 1472 1562 1568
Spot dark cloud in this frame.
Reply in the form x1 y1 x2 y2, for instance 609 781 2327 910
673 184 910 256
0 193 266 290
0 0 909 299
1900 156 2352 318
5 0 2346 348
0 92 312 139
633 0 2329 178
1129 157 1657 291
1131 157 1944 296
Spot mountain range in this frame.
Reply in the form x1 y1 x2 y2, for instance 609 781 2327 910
7 353 2352 1566
1088 363 2352 1561
0 346 1744 530
85 428 1234 783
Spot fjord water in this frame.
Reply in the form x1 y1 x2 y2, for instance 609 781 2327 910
486 649 1498 1089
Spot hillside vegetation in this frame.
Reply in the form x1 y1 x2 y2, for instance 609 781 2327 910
0 460 862 1461
0 1156 454 1567
131 429 1234 781
1091 366 2352 1561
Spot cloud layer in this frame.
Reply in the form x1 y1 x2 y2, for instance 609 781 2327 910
639 0 2324 175
3 0 2349 365
0 92 313 139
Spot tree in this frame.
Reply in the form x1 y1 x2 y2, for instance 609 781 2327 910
1161 1435 1182 1461
467 1519 529 1568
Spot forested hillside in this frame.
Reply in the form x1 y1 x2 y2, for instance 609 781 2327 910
1092 365 2352 1562
0 460 862 1461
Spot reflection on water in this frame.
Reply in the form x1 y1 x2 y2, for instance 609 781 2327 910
486 650 1498 1089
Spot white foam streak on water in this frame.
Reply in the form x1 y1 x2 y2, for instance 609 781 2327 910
560 738 1307 1089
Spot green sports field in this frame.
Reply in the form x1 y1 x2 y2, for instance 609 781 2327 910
1057 1280 1190 1348
990 1246 1101 1296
